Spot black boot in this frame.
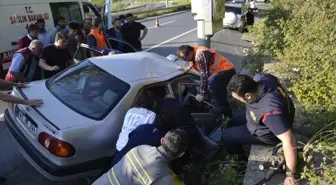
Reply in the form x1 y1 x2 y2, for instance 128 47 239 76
0 176 6 184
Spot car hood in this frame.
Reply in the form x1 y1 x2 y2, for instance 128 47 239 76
20 80 93 129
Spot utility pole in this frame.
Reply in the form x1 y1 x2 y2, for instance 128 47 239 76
192 0 213 48
166 0 169 8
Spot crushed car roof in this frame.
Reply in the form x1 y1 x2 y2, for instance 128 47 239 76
89 52 183 83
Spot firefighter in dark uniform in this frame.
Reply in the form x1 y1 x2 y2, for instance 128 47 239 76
223 74 297 185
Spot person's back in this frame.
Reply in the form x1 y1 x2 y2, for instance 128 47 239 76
116 90 156 151
92 130 188 185
111 124 165 167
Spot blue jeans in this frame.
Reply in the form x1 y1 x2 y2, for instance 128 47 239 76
221 111 276 157
208 68 236 117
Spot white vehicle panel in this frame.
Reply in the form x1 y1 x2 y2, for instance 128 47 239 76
20 80 93 129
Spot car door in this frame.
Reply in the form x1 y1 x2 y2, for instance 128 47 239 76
106 38 138 53
73 43 104 63
169 75 220 135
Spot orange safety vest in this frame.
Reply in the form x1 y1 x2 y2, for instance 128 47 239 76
88 28 108 49
192 46 234 76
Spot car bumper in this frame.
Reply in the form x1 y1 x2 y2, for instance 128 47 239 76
4 109 112 180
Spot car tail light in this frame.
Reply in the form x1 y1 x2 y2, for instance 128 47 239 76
38 132 76 158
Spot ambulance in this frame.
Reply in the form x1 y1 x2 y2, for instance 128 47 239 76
0 0 102 77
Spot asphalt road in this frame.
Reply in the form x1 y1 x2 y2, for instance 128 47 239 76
0 10 249 185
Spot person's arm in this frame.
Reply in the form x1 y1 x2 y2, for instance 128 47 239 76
195 51 212 97
66 49 74 67
39 59 59 71
8 53 27 82
0 92 43 106
262 112 297 183
138 23 147 40
0 79 22 90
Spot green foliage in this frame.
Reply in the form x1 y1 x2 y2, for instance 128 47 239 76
249 0 336 127
248 0 336 183
301 122 336 185
184 154 245 185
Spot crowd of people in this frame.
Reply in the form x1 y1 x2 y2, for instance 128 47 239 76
6 13 148 83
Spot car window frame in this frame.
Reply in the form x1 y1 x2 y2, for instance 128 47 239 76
106 38 138 53
82 2 102 20
50 2 83 25
74 43 104 63
46 60 131 121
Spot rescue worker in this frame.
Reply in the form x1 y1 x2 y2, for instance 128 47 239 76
5 40 43 82
177 45 236 118
158 94 219 175
92 129 188 185
115 90 156 152
87 17 120 55
111 105 172 167
224 74 297 185
18 24 39 49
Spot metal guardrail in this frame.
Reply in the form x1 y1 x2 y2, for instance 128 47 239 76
112 4 147 14
112 4 190 16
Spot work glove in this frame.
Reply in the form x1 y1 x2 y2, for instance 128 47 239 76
195 94 204 102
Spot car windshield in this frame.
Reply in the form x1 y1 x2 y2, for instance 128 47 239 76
225 6 242 15
46 60 130 120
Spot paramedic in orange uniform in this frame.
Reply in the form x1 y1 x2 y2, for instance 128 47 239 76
87 18 120 55
177 45 236 118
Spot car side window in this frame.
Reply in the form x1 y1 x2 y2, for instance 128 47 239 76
106 38 137 53
83 3 101 20
50 2 82 25
170 75 200 101
170 75 215 113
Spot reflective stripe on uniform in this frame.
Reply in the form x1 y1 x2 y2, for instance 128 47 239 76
126 149 153 185
107 168 121 185
209 53 232 74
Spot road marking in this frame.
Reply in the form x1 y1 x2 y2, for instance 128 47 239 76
144 27 197 51
148 20 175 29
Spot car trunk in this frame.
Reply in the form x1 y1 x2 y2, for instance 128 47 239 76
18 80 93 130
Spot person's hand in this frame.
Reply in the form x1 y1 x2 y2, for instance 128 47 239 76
25 99 43 106
284 177 297 185
15 82 28 88
50 66 60 71
108 51 116 55
195 94 204 102
138 36 144 41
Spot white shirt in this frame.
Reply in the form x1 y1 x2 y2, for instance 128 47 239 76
116 108 156 151
249 1 256 9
